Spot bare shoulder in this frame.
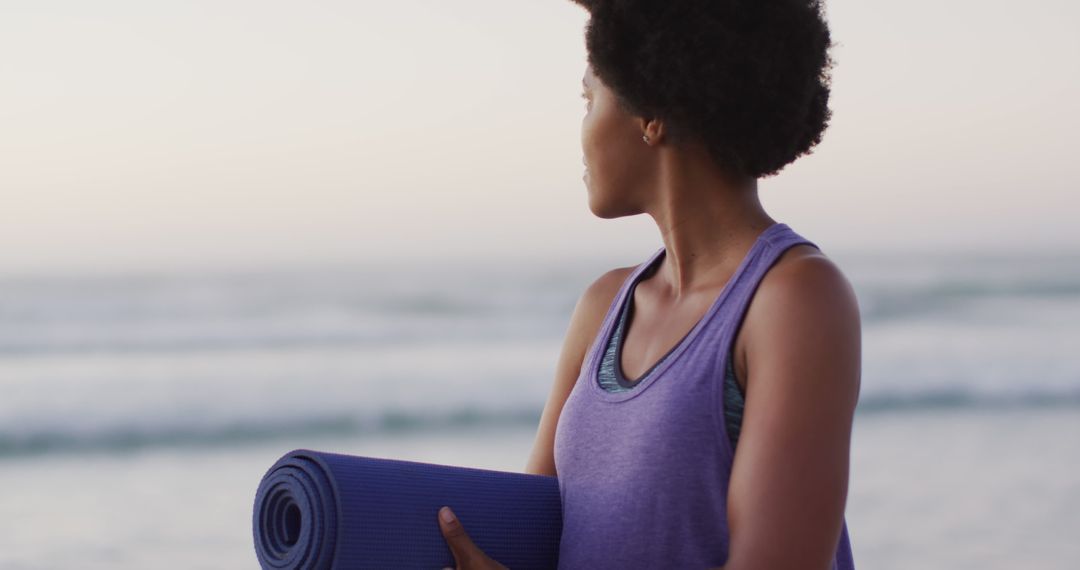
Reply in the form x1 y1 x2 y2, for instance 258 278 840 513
760 242 859 300
743 243 862 403
755 245 860 325
555 263 636 384
577 265 635 327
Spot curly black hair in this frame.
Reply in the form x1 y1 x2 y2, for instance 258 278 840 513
570 0 836 180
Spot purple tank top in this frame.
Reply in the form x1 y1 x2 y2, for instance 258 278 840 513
553 222 855 569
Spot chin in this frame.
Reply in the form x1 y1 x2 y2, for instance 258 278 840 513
584 177 634 219
586 193 631 220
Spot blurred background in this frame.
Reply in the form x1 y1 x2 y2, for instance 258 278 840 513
2 0 1078 568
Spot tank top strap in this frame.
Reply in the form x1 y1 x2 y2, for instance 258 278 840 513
696 223 820 351
583 247 667 376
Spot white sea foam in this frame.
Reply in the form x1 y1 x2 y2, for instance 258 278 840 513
1 252 1079 457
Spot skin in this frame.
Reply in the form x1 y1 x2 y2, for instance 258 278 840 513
439 63 861 570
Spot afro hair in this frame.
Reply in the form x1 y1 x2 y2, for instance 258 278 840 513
570 0 836 180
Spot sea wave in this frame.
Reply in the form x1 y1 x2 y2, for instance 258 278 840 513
2 255 1079 356
0 405 542 459
3 389 1078 460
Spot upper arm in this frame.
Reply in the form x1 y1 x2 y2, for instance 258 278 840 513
524 266 631 476
724 253 862 570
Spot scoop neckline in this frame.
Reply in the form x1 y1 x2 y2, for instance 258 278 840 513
610 255 690 388
588 222 787 403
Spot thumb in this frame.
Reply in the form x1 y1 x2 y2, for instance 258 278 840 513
438 506 479 566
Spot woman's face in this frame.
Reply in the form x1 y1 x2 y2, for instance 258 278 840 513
580 64 655 218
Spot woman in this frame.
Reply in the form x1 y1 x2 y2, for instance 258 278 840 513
438 0 859 568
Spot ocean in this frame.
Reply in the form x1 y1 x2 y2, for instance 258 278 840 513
1 248 1078 569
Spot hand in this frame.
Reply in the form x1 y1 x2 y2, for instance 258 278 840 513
437 506 509 570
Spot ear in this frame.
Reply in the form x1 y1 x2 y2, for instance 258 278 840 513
638 116 665 144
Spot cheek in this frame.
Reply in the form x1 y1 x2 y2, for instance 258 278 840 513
582 113 622 177
581 112 610 173
580 102 642 198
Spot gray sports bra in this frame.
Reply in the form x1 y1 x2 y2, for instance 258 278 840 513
596 257 746 449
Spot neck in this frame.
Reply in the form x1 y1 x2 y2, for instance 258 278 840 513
642 152 776 298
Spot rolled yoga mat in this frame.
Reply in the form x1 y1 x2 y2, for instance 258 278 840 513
252 448 563 569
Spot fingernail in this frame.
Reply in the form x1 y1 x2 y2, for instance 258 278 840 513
440 506 455 523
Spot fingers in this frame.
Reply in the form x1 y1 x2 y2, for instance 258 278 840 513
438 506 476 566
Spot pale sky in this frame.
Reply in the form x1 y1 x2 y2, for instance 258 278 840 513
1 0 1077 274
